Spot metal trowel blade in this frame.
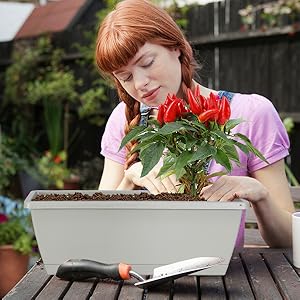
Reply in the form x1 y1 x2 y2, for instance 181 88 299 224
134 257 223 289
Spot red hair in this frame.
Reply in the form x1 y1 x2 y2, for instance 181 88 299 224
95 0 196 168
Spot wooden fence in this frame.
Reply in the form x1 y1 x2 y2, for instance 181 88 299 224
187 0 300 118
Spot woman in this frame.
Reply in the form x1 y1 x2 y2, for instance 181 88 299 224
95 0 295 247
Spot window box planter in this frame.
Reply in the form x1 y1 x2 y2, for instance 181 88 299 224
24 190 246 276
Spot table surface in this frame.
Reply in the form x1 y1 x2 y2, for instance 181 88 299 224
3 248 300 300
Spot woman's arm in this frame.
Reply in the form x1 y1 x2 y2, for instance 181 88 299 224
251 159 295 247
98 158 135 190
201 159 295 247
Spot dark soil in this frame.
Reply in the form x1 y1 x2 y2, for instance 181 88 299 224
33 192 203 201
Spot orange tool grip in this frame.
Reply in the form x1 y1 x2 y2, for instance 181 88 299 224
118 263 132 280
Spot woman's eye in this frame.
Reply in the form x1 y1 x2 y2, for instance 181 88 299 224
122 75 132 83
142 59 154 68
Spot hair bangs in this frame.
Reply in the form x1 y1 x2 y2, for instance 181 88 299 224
96 27 147 75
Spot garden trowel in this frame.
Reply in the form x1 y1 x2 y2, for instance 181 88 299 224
56 256 223 289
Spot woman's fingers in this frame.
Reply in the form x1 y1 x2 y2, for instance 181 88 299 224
124 162 179 193
144 173 178 194
200 176 268 204
161 174 179 193
201 176 230 201
142 178 161 194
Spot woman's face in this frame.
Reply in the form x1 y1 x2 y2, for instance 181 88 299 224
113 42 182 107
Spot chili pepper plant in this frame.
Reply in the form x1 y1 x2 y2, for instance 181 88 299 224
120 86 267 196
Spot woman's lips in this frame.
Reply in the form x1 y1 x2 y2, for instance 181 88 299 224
142 87 160 102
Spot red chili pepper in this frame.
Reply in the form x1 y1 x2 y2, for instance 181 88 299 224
177 100 189 115
198 108 219 123
199 94 207 110
164 100 179 123
217 96 231 125
194 84 201 98
207 92 218 110
177 101 184 114
157 104 165 125
187 88 202 115
164 94 173 106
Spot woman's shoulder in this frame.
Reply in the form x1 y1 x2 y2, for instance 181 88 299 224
101 101 127 164
102 101 126 141
110 101 126 116
232 92 273 106
231 93 278 119
106 102 126 127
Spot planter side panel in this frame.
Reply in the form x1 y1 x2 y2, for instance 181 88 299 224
30 207 242 276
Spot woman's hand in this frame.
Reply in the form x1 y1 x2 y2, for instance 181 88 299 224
200 175 269 204
124 161 179 194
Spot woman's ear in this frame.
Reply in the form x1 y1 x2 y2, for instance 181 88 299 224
173 47 181 58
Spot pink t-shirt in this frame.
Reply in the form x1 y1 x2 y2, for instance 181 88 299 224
100 93 290 246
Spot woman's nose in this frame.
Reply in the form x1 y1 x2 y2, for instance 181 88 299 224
134 71 150 91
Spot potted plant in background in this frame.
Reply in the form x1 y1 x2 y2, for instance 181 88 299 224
35 150 71 189
0 126 42 198
239 1 300 32
1 37 83 193
0 196 36 298
0 129 19 197
26 45 81 190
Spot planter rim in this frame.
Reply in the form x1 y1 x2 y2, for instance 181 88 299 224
24 190 248 210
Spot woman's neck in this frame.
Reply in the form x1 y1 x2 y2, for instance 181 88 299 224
193 81 217 98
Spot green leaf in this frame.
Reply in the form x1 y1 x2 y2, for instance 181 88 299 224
234 133 252 144
175 151 194 171
212 130 232 144
215 149 232 172
158 122 186 135
232 140 249 154
140 143 165 177
225 118 243 131
189 144 216 163
137 131 159 142
223 144 240 164
175 166 186 180
245 141 268 164
207 171 228 179
177 184 185 193
119 125 147 150
185 138 198 150
131 134 163 153
147 118 160 127
157 156 175 178
235 133 268 163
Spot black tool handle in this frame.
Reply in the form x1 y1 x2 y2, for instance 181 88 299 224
56 259 131 281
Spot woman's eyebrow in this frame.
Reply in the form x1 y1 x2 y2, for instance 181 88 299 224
114 51 152 75
132 53 147 65
114 70 128 76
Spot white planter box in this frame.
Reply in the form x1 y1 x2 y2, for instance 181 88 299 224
25 190 247 276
